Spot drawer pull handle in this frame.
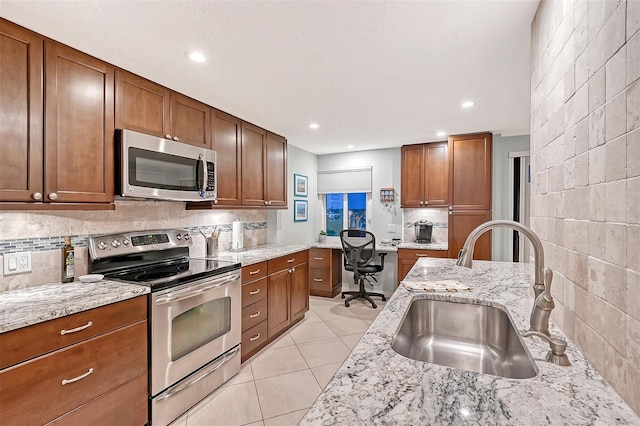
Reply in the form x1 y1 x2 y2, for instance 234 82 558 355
249 311 261 318
314 278 323 282
416 254 430 257
313 257 324 260
61 368 94 385
287 258 295 263
60 321 93 335
249 333 261 342
249 288 261 295
249 269 261 275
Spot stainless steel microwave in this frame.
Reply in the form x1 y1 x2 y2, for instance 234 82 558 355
117 129 217 202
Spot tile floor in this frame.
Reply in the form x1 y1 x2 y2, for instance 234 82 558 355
170 292 389 426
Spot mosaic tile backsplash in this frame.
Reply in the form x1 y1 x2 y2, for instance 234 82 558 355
0 200 267 292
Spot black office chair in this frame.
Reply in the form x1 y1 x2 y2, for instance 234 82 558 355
340 229 387 308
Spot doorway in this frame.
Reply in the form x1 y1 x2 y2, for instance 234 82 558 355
508 151 531 263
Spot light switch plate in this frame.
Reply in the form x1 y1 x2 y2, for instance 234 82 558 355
3 251 32 275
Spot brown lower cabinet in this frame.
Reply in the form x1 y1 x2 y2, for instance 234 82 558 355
309 248 343 297
448 210 492 260
240 252 310 362
397 248 449 283
0 296 148 426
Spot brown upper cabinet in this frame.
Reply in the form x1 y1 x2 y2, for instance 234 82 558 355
115 70 210 148
448 132 492 210
0 19 114 208
210 109 242 205
240 123 287 207
401 142 449 208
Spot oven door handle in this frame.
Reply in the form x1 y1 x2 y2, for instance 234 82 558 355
155 345 240 402
155 273 240 305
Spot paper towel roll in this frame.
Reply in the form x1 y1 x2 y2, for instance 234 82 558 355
232 220 244 251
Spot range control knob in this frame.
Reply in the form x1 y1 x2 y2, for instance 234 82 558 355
110 239 121 248
97 241 107 250
176 234 182 240
122 238 130 245
184 233 190 241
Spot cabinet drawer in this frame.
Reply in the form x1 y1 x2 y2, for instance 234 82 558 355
242 277 267 307
47 373 148 426
241 320 268 356
309 248 331 269
309 268 331 293
242 298 268 332
0 320 147 426
268 250 309 273
0 296 147 369
242 261 267 282
397 248 448 260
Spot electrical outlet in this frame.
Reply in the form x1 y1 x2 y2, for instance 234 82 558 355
387 224 397 233
3 251 32 275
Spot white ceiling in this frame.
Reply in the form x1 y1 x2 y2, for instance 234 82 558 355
1 0 539 155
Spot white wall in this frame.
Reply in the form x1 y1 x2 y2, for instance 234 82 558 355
267 144 319 244
492 134 531 261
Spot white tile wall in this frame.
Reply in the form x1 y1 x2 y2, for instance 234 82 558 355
531 0 640 414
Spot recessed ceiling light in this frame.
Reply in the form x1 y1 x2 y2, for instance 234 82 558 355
309 123 320 129
436 131 447 137
461 101 475 108
347 144 355 149
187 51 207 63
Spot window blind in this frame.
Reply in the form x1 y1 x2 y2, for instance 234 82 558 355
317 166 372 194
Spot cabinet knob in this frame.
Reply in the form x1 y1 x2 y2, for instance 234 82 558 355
32 192 42 200
173 136 179 141
213 199 218 205
48 192 58 200
425 201 429 205
449 210 453 215
265 201 269 206
165 134 172 139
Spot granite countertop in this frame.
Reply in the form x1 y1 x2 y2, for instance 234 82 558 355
301 258 639 425
310 241 448 252
199 244 310 266
0 280 149 334
396 242 448 250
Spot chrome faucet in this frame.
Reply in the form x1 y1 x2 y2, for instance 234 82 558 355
456 220 570 365
455 220 554 336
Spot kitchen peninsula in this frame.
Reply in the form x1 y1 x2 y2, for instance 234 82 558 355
301 258 640 425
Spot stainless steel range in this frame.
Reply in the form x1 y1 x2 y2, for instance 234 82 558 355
88 229 241 426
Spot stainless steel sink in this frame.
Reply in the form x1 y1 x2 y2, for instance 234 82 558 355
391 299 538 379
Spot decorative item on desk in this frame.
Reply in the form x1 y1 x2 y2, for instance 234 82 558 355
294 200 308 222
294 173 308 197
319 230 327 243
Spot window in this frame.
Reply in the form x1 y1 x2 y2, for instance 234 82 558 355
324 192 368 236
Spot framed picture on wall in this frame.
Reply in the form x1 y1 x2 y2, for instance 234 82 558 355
294 174 308 197
294 200 308 222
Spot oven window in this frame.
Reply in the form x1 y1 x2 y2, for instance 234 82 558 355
129 147 197 191
171 297 231 361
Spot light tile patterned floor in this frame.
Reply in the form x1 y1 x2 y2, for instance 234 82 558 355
171 293 389 426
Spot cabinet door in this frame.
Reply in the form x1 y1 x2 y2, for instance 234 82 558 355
241 122 267 206
265 132 287 207
0 21 43 203
115 69 171 138
397 259 417 283
170 92 211 148
449 133 492 210
267 269 290 338
290 262 309 321
400 144 424 208
44 41 114 203
448 210 492 260
211 109 242 205
424 142 448 206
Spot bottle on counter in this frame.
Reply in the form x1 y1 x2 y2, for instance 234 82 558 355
61 236 75 283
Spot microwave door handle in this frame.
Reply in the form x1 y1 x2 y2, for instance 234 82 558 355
196 155 206 196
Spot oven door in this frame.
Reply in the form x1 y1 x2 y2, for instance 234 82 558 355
150 270 241 396
119 129 216 202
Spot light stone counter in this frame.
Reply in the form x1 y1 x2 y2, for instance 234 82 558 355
301 258 639 425
0 280 149 334
396 242 448 251
202 244 310 266
310 241 399 252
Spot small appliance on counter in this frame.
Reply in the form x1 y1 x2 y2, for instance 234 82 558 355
414 220 433 243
